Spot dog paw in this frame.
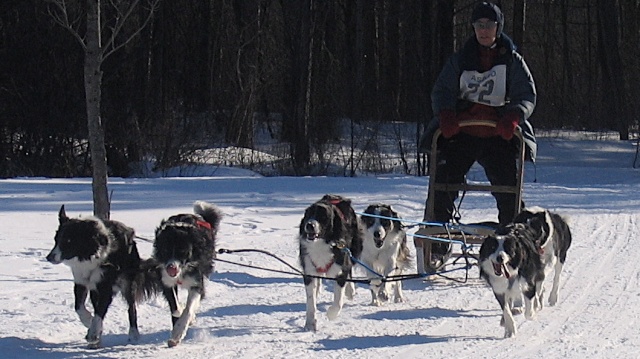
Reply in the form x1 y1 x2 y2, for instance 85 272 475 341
86 323 102 345
326 305 341 320
85 332 101 348
548 293 558 306
87 340 102 349
378 291 390 302
128 328 140 343
511 307 523 316
304 319 317 332
394 295 405 303
534 298 543 311
370 298 382 307
345 283 356 300
503 319 517 338
167 338 180 347
524 304 536 320
513 296 523 308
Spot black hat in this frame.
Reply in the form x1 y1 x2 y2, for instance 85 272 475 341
471 2 504 36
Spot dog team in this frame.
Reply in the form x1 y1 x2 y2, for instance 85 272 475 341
45 194 570 348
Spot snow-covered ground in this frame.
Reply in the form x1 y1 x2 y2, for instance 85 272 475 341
1 136 639 358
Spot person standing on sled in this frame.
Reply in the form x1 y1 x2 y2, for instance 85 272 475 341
418 1 537 269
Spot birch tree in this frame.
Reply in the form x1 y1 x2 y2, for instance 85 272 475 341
47 0 160 219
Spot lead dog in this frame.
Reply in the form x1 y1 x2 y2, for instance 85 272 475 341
46 205 157 348
479 223 545 338
153 201 222 347
514 206 572 307
298 194 363 331
360 203 411 306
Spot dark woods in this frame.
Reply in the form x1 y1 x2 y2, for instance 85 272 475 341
1 0 638 178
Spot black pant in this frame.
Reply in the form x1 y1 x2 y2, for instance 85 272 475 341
425 134 519 227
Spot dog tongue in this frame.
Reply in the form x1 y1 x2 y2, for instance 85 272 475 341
166 264 179 277
493 262 510 279
493 262 503 276
502 264 511 278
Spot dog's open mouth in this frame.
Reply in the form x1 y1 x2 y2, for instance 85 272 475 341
306 233 319 241
166 263 179 277
492 261 510 278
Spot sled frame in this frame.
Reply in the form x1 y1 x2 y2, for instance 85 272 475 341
416 120 526 274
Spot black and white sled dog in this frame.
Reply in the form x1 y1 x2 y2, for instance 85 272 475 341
152 200 222 347
298 194 364 331
360 203 411 306
46 205 157 348
513 206 572 307
479 223 545 338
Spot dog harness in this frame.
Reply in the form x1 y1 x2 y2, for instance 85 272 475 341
312 259 334 273
325 198 346 221
196 220 212 230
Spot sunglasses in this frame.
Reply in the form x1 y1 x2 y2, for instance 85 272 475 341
472 21 498 30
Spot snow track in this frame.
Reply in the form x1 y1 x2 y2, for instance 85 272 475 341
1 164 640 358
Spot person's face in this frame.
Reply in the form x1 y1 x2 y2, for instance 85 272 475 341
473 18 498 47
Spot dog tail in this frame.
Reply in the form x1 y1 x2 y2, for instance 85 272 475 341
194 201 223 232
129 258 163 302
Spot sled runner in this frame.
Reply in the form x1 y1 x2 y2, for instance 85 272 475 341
415 120 526 274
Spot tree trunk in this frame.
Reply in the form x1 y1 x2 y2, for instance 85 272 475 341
511 0 526 51
292 0 312 173
85 0 110 220
436 1 453 69
596 0 629 140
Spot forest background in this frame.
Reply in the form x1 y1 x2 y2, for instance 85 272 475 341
1 0 637 181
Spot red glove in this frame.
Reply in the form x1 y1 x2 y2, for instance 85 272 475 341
497 112 520 140
438 110 459 138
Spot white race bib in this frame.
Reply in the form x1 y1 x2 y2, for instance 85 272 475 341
459 65 507 107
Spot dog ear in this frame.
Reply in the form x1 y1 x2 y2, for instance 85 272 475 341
364 204 375 215
479 235 498 260
386 205 399 219
58 205 69 224
527 215 547 241
506 237 523 269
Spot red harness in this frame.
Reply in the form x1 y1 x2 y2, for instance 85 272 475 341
326 199 346 221
196 220 212 230
312 259 335 273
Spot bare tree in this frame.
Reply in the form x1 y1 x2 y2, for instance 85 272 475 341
47 0 160 219
511 0 526 49
596 0 629 140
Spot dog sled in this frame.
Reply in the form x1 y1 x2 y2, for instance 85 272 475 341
414 120 527 275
